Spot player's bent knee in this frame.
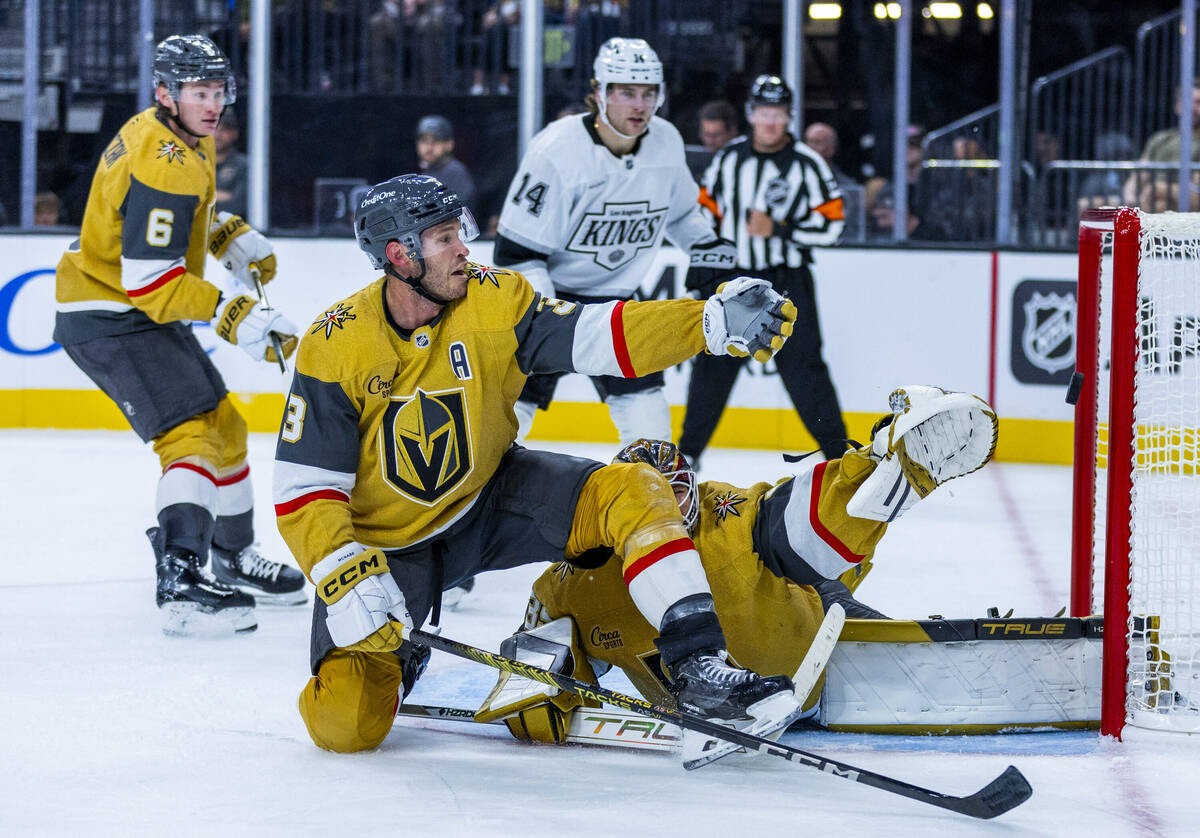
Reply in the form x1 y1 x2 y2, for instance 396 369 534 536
213 396 249 467
298 650 403 753
152 410 225 469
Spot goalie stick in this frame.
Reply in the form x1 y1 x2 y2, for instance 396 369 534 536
397 604 844 757
410 620 1034 820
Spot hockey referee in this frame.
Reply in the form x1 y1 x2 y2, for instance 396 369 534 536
680 74 848 464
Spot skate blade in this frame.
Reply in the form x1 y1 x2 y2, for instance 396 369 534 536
232 587 308 607
681 691 803 770
160 602 257 636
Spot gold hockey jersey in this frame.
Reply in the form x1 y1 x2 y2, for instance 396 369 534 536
273 265 705 577
526 455 889 706
55 107 221 343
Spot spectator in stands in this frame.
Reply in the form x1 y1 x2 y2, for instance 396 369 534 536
864 134 948 241
1076 131 1137 214
416 115 477 210
367 0 415 94
472 1 518 95
214 110 249 218
1126 81 1200 212
941 131 996 241
35 191 63 226
699 100 739 153
804 123 864 242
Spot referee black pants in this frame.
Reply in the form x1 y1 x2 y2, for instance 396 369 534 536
678 264 847 462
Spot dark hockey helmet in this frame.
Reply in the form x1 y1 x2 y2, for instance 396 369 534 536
614 439 700 534
153 35 237 104
353 174 478 270
746 74 792 120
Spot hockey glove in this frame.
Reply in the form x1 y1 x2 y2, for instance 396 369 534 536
213 294 298 363
702 277 796 362
315 546 413 653
209 211 278 290
685 237 738 296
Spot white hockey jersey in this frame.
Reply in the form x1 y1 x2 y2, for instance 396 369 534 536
496 113 714 298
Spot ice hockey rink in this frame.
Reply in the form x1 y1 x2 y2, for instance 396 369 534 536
1 429 1196 837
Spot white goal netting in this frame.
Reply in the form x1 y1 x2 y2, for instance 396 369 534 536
1091 210 1200 732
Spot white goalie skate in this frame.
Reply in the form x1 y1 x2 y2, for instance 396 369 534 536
846 385 998 523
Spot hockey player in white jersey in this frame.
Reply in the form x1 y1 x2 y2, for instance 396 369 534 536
494 36 737 447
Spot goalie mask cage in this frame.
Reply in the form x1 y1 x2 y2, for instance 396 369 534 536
1073 207 1200 739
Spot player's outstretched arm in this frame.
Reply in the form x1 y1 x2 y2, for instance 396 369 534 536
701 276 796 362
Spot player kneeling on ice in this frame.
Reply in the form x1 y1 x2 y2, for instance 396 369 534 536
476 386 998 759
275 173 800 753
53 34 305 637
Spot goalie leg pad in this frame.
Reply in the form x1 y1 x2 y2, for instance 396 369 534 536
476 618 599 734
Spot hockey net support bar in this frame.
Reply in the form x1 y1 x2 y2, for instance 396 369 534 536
1072 207 1200 739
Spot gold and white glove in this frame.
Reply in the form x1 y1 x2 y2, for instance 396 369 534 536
209 211 277 289
212 294 298 363
313 545 413 654
701 277 796 362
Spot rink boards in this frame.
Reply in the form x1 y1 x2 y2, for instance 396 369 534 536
0 233 1086 463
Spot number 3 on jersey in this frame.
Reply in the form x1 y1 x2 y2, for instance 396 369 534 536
512 173 548 217
281 394 307 443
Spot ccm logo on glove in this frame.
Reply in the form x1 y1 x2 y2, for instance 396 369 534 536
319 552 388 604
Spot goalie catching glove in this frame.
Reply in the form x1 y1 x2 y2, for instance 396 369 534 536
209 211 277 290
213 294 298 363
313 544 413 653
702 276 796 362
846 385 998 522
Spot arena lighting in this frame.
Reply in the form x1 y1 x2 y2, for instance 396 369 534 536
809 3 842 19
875 2 902 18
977 2 994 18
874 3 887 17
928 2 963 17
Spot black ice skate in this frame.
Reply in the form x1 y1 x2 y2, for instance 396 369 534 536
211 543 308 606
671 650 804 769
147 528 256 636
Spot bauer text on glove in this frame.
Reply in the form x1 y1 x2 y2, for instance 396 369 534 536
702 276 796 362
314 545 413 653
212 294 298 363
209 211 277 289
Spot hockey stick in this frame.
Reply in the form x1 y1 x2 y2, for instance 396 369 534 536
397 702 683 752
411 626 1033 819
249 265 287 374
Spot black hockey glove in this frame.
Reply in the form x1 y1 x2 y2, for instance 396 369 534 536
685 237 738 296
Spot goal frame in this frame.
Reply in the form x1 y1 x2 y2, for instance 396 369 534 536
1070 206 1138 739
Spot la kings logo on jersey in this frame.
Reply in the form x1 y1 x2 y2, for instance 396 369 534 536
567 200 668 271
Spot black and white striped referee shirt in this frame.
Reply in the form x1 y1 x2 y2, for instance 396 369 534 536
699 136 845 270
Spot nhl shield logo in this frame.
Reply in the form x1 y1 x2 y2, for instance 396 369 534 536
1021 291 1076 374
379 388 472 505
567 200 669 271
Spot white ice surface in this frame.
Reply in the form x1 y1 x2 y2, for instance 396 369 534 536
2 430 1197 837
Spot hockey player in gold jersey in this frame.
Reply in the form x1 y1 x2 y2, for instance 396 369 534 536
278 174 804 753
477 386 999 743
53 35 305 635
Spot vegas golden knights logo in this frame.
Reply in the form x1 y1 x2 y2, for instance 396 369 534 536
380 388 472 504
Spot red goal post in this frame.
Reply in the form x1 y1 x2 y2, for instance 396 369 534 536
1072 207 1200 739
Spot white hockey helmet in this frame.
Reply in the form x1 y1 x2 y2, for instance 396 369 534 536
592 37 665 139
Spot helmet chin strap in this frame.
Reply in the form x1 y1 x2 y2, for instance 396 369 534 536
386 261 456 307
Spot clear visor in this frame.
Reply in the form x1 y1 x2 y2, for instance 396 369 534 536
174 79 236 106
419 208 480 258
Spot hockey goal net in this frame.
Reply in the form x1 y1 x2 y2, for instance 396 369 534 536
1072 207 1200 738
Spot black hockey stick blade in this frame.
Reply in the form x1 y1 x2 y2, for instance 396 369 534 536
410 627 1033 819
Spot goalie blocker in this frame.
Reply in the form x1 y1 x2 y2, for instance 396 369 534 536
477 612 1106 740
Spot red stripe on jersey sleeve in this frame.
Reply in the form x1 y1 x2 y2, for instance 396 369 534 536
809 461 865 564
127 266 186 298
274 489 350 517
610 301 636 378
622 537 695 586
